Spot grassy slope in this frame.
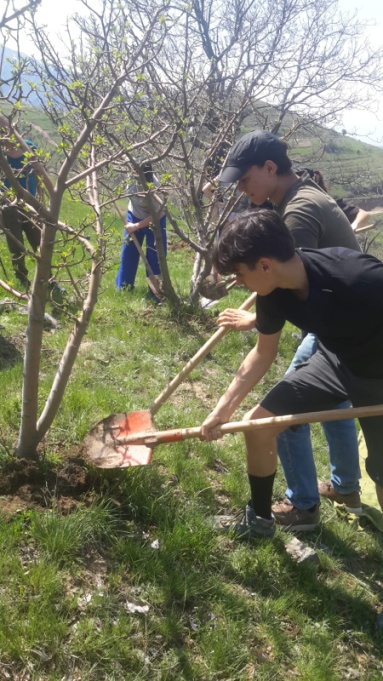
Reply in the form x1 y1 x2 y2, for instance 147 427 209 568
242 110 383 199
290 134 383 198
3 101 383 198
0 199 382 679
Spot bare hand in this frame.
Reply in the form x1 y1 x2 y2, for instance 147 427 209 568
200 413 226 441
217 308 256 332
125 222 139 234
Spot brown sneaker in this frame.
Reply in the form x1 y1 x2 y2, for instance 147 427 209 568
272 499 320 532
318 481 362 515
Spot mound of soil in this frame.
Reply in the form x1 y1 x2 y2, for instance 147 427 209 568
0 455 94 515
0 333 23 369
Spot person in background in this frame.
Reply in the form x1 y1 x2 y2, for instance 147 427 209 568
0 138 41 288
116 161 166 298
215 130 362 531
0 136 65 303
297 168 380 231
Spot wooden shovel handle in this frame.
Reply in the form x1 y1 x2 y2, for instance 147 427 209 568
354 223 375 234
117 403 383 446
150 290 257 415
129 232 162 298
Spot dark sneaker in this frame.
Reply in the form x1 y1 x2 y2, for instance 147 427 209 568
272 499 320 532
214 504 275 540
318 480 362 515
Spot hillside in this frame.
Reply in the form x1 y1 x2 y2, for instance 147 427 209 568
242 112 383 204
1 95 383 205
0 100 59 147
289 130 383 203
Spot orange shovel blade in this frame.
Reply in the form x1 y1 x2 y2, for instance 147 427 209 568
83 411 155 468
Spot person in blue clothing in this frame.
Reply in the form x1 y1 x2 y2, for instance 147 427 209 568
0 138 41 286
116 161 166 296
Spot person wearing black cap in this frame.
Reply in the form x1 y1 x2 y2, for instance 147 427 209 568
218 131 357 251
216 130 362 531
201 209 383 539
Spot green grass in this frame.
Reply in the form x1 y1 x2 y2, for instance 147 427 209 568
0 199 383 679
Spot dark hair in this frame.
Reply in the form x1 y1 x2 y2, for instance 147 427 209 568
270 141 292 175
295 167 328 192
244 138 292 175
212 209 295 275
312 170 327 192
140 162 154 184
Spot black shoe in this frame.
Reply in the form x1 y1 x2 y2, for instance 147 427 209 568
214 504 275 540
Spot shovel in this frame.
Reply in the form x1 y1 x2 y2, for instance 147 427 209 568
84 403 383 469
85 290 257 467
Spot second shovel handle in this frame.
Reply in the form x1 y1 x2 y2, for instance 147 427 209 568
118 402 383 446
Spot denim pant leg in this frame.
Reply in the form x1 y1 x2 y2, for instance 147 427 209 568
323 415 361 493
144 217 167 298
277 334 320 509
115 211 143 289
2 205 29 281
277 333 360 508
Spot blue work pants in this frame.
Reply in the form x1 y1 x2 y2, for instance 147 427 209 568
277 333 361 509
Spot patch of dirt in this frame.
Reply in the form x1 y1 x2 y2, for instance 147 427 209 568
173 377 214 406
0 456 95 515
0 334 24 369
78 340 94 353
168 239 190 251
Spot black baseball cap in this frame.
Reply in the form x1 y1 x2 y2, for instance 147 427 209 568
219 130 289 183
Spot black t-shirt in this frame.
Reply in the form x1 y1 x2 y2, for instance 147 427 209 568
255 248 383 378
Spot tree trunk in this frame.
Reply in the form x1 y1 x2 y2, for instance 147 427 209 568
145 192 180 306
16 220 57 458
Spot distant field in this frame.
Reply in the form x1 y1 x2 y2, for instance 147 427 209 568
243 110 383 201
2 100 383 202
0 101 61 169
290 132 383 200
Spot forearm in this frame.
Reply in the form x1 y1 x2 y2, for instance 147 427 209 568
351 208 370 231
136 211 165 230
135 216 151 229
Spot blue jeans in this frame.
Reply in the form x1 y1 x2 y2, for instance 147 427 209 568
277 333 361 509
116 211 167 291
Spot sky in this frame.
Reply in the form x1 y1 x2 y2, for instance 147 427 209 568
336 0 383 146
14 0 383 147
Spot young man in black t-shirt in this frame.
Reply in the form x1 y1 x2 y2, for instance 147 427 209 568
216 129 362 531
201 209 383 539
